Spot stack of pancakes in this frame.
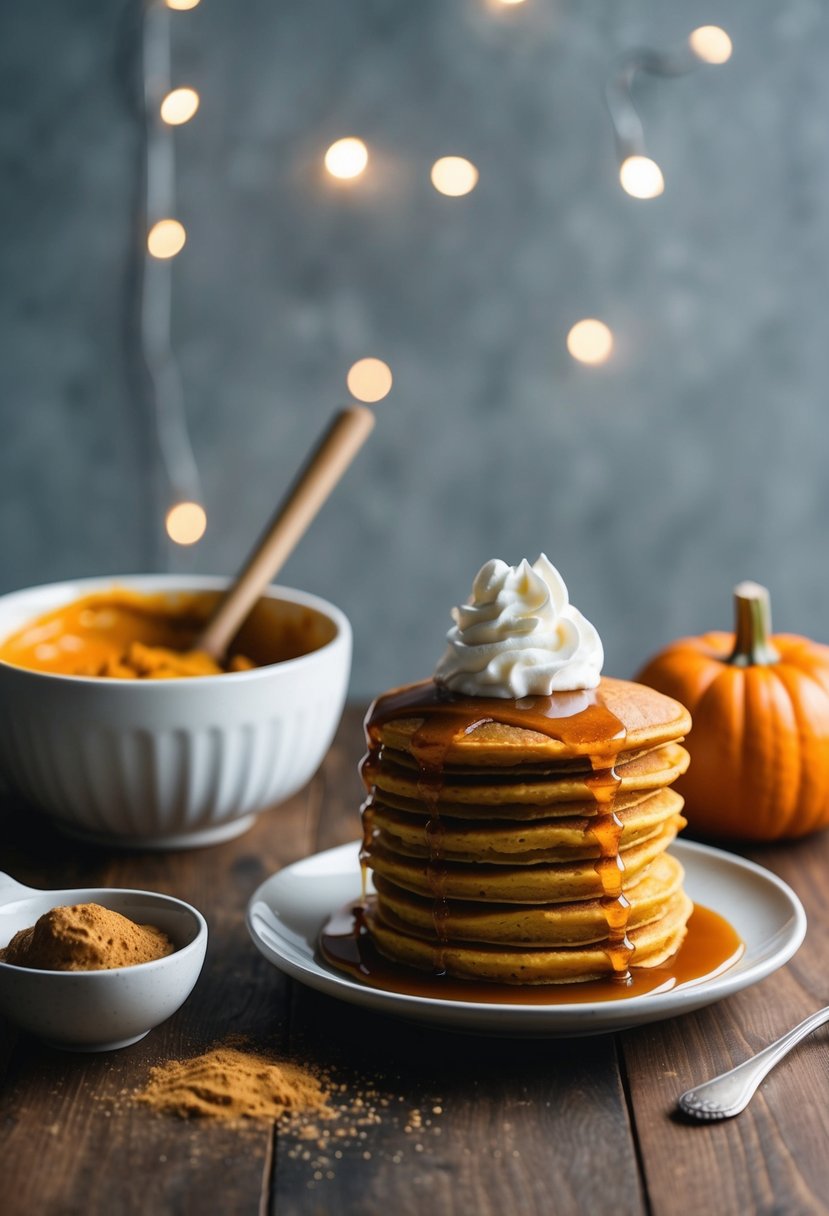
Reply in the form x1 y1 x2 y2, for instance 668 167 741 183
360 676 693 985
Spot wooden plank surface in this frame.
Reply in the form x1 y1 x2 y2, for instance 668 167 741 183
621 831 829 1216
276 987 644 1216
2 706 827 1216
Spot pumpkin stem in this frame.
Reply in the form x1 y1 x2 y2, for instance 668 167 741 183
728 581 780 667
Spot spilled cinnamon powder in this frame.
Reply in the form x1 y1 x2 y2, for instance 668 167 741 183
0 903 174 971
137 1046 333 1122
131 1042 448 1188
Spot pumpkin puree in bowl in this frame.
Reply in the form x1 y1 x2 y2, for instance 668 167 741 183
0 588 331 679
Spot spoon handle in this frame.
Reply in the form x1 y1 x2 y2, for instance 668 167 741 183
0 872 38 905
678 1005 829 1121
198 405 375 659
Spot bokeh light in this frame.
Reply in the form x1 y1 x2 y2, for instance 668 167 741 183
324 138 369 180
347 358 393 403
619 155 665 200
689 26 733 65
166 502 207 545
430 157 479 197
147 219 187 259
160 87 200 126
566 319 614 366
165 0 202 9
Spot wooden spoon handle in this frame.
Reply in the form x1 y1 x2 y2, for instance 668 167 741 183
198 405 375 659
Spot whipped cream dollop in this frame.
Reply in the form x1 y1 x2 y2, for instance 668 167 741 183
433 555 604 697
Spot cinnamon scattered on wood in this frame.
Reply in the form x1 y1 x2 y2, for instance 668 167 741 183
136 1046 333 1122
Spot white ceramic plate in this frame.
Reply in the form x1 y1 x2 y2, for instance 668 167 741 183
246 839 806 1036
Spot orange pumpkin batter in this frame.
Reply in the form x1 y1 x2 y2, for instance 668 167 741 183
0 589 256 679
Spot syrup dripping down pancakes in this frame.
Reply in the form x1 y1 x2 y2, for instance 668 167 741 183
359 677 693 985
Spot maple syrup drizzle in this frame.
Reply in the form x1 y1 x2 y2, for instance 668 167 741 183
359 797 375 904
360 680 634 981
585 769 634 981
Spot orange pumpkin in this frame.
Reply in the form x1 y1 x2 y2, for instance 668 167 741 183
635 582 829 841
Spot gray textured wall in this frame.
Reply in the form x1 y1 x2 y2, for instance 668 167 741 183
2 0 828 697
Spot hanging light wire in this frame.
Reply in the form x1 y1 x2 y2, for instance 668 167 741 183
140 0 203 553
605 46 691 166
605 31 731 197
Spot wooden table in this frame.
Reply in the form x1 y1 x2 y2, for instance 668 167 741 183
2 707 828 1216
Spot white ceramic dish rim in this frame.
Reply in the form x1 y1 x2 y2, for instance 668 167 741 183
0 574 351 687
246 838 807 1034
0 884 208 976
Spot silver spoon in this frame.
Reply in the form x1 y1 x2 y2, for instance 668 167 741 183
678 1005 829 1121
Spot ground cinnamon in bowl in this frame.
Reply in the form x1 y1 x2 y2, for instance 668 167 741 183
0 903 174 971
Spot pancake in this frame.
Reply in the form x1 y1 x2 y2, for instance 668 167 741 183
365 889 693 984
372 852 685 947
372 676 691 766
370 788 684 863
366 742 690 810
369 783 658 822
368 816 685 904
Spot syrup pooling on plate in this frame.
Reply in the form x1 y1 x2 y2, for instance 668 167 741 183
319 900 744 1004
360 680 634 982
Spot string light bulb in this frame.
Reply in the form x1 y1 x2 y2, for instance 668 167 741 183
619 155 664 199
160 87 200 125
147 218 186 259
165 0 201 9
166 501 207 545
689 26 733 65
347 358 393 403
430 157 479 197
324 138 369 180
566 319 614 365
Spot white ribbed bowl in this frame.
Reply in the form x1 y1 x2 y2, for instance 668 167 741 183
0 576 352 849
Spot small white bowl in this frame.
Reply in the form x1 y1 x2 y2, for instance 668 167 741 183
0 872 207 1051
0 575 352 848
